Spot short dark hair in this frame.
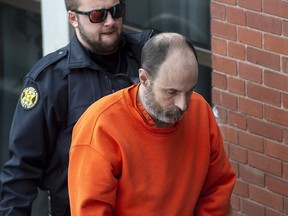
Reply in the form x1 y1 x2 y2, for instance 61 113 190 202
64 0 125 11
141 32 198 78
64 0 78 11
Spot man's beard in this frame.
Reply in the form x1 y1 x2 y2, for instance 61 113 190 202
142 84 184 124
78 21 121 54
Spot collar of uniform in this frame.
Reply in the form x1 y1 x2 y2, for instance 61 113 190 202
66 34 94 70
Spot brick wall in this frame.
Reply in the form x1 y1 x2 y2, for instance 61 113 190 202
210 0 288 215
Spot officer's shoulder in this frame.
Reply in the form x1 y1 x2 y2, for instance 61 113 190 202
28 47 68 80
124 29 155 45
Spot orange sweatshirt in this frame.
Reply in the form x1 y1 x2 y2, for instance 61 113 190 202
68 84 236 216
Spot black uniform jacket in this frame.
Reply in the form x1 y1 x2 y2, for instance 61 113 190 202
0 30 154 215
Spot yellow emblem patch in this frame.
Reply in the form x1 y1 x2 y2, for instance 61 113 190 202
20 87 39 109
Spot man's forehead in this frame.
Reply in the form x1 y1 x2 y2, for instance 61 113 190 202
79 0 119 9
153 54 198 91
157 53 197 77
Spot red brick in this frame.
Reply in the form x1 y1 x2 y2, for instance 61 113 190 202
227 76 245 95
263 0 288 19
238 0 262 11
264 70 288 92
239 97 263 118
230 144 247 163
219 91 238 110
231 210 246 216
283 20 288 37
247 117 282 142
211 3 288 214
210 2 226 20
233 180 249 197
239 62 262 83
212 88 221 105
213 105 227 124
284 128 288 145
247 83 281 106
239 131 264 152
219 125 238 144
248 151 282 176
264 105 288 127
246 11 282 35
228 42 245 60
239 164 265 186
284 94 288 110
227 6 246 26
230 160 239 176
214 0 236 5
249 184 284 210
282 56 288 74
266 208 287 216
247 47 280 71
242 199 265 216
284 92 288 106
284 163 288 180
265 139 288 162
265 34 288 55
228 111 247 129
212 55 237 75
217 106 228 124
266 175 288 196
285 198 288 215
223 141 229 154
211 20 237 41
211 37 227 55
212 72 227 90
231 194 240 211
238 27 262 48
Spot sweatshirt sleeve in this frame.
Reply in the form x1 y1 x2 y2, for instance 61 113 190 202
68 145 118 216
68 113 122 216
194 118 236 215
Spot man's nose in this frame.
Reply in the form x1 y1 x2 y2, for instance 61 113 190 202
174 93 188 111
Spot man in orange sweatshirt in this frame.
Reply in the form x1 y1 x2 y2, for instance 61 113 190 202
68 32 236 216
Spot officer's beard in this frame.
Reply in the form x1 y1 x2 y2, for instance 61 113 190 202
77 19 121 55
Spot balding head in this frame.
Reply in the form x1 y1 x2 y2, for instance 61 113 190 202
141 32 198 78
138 32 199 127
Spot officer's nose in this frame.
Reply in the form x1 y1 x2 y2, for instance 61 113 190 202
104 12 116 25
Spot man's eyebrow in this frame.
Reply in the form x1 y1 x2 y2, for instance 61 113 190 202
164 84 197 93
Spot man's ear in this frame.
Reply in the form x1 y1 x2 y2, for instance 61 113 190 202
139 68 150 86
67 11 78 27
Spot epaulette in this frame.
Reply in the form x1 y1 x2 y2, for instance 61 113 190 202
123 29 155 45
123 30 155 65
27 48 68 80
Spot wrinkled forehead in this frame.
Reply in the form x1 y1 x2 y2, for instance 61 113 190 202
154 49 198 91
158 49 198 79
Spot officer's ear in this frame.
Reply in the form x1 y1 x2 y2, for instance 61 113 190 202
67 11 78 28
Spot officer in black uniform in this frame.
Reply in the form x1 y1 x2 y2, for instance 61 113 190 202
0 0 153 215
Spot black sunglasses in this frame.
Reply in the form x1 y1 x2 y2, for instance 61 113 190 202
72 3 125 23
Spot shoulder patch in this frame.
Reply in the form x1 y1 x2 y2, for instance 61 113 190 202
20 87 39 110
